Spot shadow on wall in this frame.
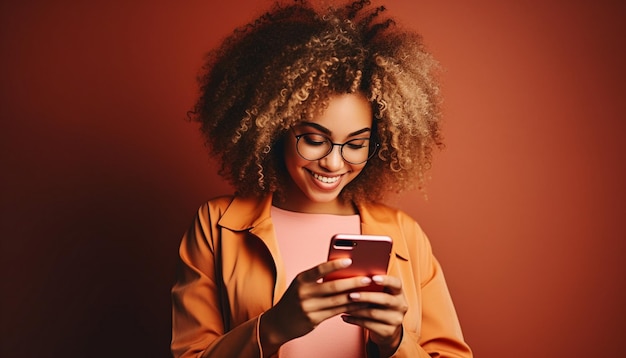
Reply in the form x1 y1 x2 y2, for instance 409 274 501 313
2 130 198 356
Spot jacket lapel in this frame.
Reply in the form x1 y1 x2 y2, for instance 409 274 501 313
217 195 287 304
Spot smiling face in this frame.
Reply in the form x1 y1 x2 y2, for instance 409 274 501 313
279 93 373 214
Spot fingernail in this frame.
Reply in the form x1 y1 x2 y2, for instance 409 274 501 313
372 275 384 283
361 277 372 284
349 292 361 300
341 258 352 267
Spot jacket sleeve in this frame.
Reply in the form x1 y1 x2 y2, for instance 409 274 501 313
171 203 264 358
369 214 472 358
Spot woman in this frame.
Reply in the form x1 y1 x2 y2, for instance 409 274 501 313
171 1 472 357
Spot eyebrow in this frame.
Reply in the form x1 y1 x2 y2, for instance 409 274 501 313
298 121 372 137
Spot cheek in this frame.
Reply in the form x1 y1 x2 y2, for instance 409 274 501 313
349 163 367 178
285 154 308 178
283 139 305 173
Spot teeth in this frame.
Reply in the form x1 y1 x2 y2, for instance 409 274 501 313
313 172 339 183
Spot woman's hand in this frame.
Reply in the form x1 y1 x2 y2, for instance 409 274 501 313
340 275 409 357
259 258 373 356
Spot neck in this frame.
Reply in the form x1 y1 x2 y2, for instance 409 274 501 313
272 195 357 215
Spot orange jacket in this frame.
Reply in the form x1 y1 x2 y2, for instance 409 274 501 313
171 195 472 357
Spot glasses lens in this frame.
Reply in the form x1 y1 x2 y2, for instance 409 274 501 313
341 138 372 164
296 133 332 161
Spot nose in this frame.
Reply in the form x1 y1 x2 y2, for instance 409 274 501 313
319 144 345 170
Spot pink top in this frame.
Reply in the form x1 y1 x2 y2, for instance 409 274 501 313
271 206 364 358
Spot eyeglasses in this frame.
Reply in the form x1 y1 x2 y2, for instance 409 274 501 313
292 130 379 165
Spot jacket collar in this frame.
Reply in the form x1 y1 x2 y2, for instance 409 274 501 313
217 194 278 261
218 194 410 261
217 195 273 231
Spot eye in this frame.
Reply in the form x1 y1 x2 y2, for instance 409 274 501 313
345 138 369 150
301 133 329 146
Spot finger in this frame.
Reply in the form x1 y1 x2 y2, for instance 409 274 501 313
341 314 403 345
371 275 403 294
347 291 408 313
343 306 405 326
306 302 362 325
299 258 352 283
301 293 366 314
318 276 373 295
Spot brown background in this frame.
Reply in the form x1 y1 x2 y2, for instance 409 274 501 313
1 0 625 357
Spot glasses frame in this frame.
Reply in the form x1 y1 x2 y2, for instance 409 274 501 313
292 129 379 165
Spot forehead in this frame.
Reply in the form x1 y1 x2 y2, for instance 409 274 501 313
299 93 372 135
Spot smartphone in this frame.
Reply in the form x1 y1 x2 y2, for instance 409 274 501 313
324 234 392 291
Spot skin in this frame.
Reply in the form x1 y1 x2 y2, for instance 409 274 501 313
278 93 372 215
262 93 409 357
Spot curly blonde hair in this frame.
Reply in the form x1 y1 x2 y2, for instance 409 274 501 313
190 0 443 203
